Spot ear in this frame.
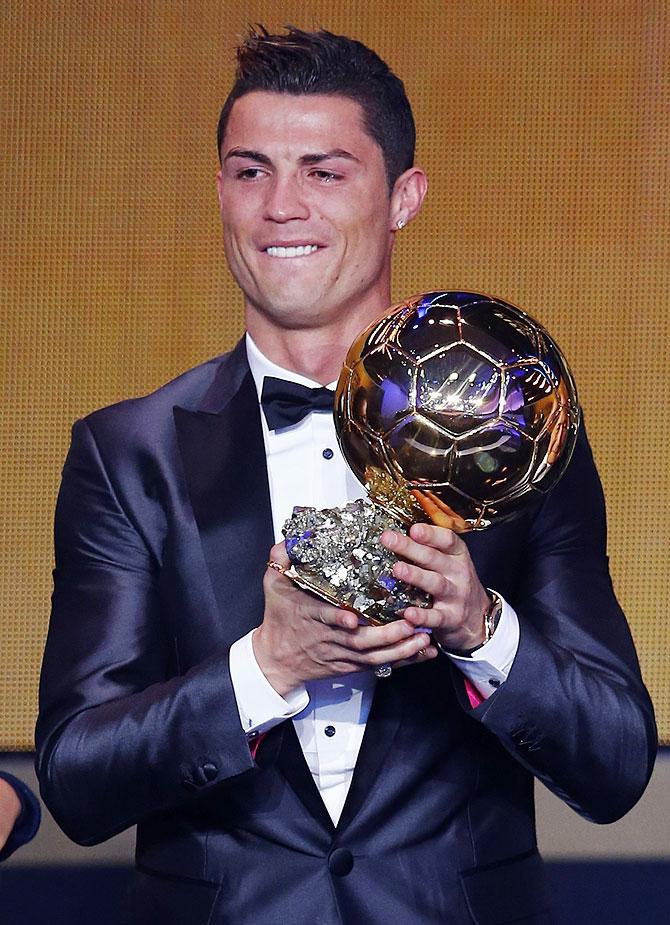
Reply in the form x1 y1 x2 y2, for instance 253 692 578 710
389 167 428 232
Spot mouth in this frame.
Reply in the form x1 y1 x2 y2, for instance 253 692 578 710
264 244 321 258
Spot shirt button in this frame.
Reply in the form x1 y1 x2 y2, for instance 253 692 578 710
322 447 334 459
324 725 336 737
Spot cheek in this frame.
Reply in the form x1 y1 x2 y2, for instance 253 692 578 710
221 209 252 252
219 190 257 236
222 232 257 289
347 217 390 265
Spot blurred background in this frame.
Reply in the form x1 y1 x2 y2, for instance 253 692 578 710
1 1 668 922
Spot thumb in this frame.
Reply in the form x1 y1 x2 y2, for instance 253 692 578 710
268 539 290 568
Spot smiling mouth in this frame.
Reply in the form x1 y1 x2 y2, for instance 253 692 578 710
265 245 320 258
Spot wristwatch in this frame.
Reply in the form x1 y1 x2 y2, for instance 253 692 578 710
435 590 503 658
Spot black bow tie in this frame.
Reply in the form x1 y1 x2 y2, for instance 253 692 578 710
260 376 335 430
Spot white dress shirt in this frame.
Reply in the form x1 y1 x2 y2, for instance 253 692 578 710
229 333 519 824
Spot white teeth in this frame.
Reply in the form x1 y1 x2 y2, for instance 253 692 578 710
265 245 319 258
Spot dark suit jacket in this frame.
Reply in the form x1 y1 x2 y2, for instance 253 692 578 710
35 339 656 924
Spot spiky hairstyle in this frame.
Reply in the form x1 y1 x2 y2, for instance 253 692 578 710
216 26 415 191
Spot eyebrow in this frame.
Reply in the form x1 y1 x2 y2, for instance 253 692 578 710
223 147 360 166
224 148 272 165
300 150 360 165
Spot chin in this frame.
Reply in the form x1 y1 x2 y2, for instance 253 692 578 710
258 287 328 318
252 297 321 329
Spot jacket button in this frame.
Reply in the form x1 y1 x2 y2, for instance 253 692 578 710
511 728 528 746
328 848 354 876
201 762 219 782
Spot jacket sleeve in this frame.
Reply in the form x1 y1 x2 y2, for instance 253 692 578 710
461 425 657 823
0 772 41 861
35 419 256 846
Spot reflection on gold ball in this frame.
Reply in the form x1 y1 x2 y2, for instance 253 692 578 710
335 291 579 530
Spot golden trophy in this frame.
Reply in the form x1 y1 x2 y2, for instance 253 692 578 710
283 291 579 625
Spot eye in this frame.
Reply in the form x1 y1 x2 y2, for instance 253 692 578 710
310 169 341 183
235 167 267 180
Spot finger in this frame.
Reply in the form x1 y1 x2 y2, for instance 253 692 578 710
299 598 359 631
341 618 418 651
394 644 439 669
381 528 454 574
264 562 360 630
329 606 360 631
392 559 451 599
410 490 470 533
409 522 467 554
357 631 432 667
400 605 455 630
268 540 290 567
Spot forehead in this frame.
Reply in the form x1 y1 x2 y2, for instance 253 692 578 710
221 91 382 162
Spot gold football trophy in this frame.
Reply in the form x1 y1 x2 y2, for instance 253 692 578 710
282 291 579 625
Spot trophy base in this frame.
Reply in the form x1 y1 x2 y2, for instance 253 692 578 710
282 499 431 625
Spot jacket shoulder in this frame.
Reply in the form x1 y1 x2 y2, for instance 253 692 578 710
77 349 238 446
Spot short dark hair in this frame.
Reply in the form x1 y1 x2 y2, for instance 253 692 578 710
216 26 416 191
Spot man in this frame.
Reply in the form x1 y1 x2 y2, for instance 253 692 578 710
0 773 40 861
36 27 656 924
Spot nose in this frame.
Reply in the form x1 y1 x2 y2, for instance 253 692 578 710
263 174 309 223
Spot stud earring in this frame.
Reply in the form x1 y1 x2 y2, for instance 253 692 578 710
396 218 406 230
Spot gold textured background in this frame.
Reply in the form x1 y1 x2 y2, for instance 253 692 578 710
2 1 668 748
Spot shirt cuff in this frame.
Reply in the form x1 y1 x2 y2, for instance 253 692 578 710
229 629 309 736
446 595 519 700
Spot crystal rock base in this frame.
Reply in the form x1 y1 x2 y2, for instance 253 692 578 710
282 499 431 625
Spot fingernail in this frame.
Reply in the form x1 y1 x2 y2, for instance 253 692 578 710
414 626 432 635
382 531 396 548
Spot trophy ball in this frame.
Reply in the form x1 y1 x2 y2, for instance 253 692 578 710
335 291 580 530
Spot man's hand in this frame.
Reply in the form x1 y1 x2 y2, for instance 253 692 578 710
253 542 437 695
381 523 491 653
0 777 22 852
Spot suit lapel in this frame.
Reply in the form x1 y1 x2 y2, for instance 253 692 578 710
273 722 336 834
173 342 274 647
335 674 406 831
269 679 407 837
174 343 339 826
174 341 416 834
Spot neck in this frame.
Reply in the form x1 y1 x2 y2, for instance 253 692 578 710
245 302 391 384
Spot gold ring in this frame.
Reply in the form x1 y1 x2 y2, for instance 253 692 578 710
418 648 427 657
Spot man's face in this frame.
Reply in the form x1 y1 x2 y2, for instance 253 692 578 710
216 91 397 333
